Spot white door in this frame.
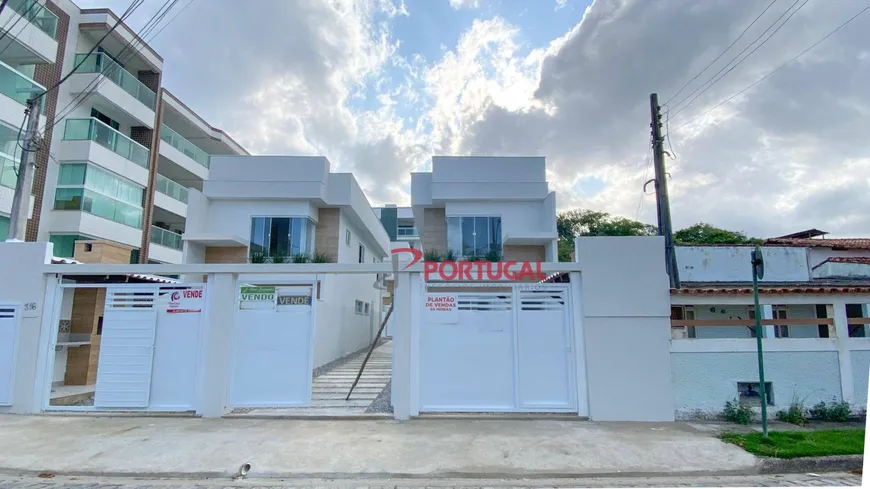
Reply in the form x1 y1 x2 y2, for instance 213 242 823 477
149 285 205 410
228 285 314 407
419 290 515 411
516 286 574 410
94 288 158 409
0 305 19 406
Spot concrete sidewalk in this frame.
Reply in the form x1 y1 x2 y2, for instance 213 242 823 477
0 415 759 478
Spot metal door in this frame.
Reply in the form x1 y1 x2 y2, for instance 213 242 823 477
94 288 158 408
0 305 19 406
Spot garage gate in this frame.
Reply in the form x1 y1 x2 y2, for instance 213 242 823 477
0 304 20 406
418 283 581 413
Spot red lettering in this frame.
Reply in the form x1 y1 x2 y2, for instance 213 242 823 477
424 260 438 281
485 261 501 280
458 260 473 280
517 262 535 281
503 261 518 280
473 261 485 280
440 261 458 280
535 261 546 280
183 290 202 299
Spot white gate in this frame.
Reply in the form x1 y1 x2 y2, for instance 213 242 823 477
0 305 19 406
94 288 159 408
228 284 315 408
150 285 205 410
418 283 578 413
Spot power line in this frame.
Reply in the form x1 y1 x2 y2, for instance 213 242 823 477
668 0 809 116
665 0 780 106
669 0 812 120
672 2 870 133
0 0 39 47
149 0 194 40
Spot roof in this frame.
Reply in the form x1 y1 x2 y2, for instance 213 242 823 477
763 237 870 250
672 279 870 295
51 257 178 284
772 229 828 239
813 257 870 269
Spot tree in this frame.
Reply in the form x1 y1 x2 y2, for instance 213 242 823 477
557 210 656 261
674 223 762 245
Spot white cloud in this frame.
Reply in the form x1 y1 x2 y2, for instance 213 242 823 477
449 0 481 10
555 0 569 11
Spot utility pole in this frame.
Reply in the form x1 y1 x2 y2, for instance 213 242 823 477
7 97 42 241
649 93 680 288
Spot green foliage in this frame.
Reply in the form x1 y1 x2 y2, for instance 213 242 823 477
557 209 656 261
558 239 574 262
484 248 502 262
291 253 310 263
723 398 754 425
721 430 865 459
269 249 287 264
311 252 332 263
423 249 443 262
444 249 458 262
674 222 762 245
776 398 808 426
809 399 852 422
249 251 268 263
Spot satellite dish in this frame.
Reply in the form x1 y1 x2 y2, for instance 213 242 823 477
752 246 764 280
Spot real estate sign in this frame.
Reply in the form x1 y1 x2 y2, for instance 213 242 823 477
239 286 277 310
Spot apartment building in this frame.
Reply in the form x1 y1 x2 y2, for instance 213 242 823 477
410 156 558 262
374 205 420 250
0 1 246 263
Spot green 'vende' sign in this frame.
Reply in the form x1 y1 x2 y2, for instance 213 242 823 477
239 286 276 310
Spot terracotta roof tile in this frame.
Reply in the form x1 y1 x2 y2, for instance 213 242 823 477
820 257 870 265
764 238 870 250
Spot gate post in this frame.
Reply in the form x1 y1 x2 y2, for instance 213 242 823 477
392 270 412 420
197 272 236 418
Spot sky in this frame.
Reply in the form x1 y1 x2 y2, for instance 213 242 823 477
75 0 870 239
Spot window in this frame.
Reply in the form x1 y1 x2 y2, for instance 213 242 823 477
446 216 502 257
90 108 119 131
345 229 351 246
53 163 144 229
249 217 315 259
738 381 774 406
670 305 696 339
773 307 789 338
364 302 370 315
358 243 365 263
355 300 364 314
847 304 867 338
49 234 92 258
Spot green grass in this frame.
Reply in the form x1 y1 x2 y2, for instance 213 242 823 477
720 430 865 459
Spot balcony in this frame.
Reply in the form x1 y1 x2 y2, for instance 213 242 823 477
63 118 150 168
153 174 187 218
73 53 156 110
160 125 210 168
0 0 59 63
155 174 188 203
397 226 418 238
8 0 58 38
0 153 17 189
0 60 46 128
150 225 183 250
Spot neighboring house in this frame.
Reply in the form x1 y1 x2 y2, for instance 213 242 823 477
0 2 247 263
374 205 421 250
669 237 870 418
181 155 391 368
410 156 558 262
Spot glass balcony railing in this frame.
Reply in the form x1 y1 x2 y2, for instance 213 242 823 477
160 124 210 168
0 60 45 109
0 153 18 189
73 53 156 109
7 0 58 39
397 226 418 237
63 118 150 168
150 226 183 250
155 174 188 204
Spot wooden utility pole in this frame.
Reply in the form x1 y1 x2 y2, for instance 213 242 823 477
649 93 680 288
7 98 42 241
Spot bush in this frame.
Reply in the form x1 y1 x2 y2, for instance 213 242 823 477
809 399 852 422
291 253 310 263
724 399 754 425
311 252 332 263
423 249 443 262
776 399 808 426
249 251 268 263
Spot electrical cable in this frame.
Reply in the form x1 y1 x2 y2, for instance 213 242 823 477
665 0 780 106
672 2 870 134
635 141 654 221
0 0 39 47
668 0 808 116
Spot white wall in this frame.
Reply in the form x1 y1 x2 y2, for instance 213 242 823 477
810 248 870 269
814 261 870 279
676 246 810 282
445 201 555 236
203 200 317 242
575 236 674 421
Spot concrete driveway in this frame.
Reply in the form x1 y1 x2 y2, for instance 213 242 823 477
0 415 758 478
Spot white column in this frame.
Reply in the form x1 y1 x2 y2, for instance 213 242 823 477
569 271 589 417
761 304 775 339
28 275 60 413
830 302 854 404
391 270 412 420
196 273 236 418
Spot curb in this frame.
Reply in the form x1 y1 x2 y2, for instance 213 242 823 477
758 455 864 474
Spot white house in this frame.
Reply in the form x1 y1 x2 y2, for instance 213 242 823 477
411 156 558 262
670 238 870 419
181 155 391 371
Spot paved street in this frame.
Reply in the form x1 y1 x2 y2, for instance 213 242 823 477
0 473 862 488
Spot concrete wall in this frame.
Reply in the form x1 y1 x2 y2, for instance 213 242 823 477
575 236 674 421
445 201 555 236
0 242 54 414
676 246 810 282
672 351 841 418
813 260 870 279
851 350 870 409
809 248 870 270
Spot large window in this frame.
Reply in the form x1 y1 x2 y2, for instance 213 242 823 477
447 216 502 257
49 234 92 258
53 162 144 229
250 217 315 258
